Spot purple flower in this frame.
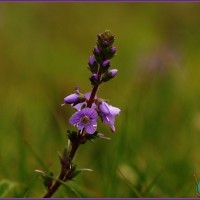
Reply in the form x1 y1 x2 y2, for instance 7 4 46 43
98 101 120 132
98 101 110 115
69 108 98 134
63 88 85 106
64 93 79 104
93 47 101 56
73 92 96 111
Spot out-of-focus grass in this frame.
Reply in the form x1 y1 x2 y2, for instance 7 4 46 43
1 3 200 197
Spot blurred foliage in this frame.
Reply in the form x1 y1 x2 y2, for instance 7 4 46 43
1 3 200 197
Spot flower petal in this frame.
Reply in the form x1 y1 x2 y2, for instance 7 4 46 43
81 108 90 116
64 93 79 104
84 92 91 100
88 109 98 119
77 123 85 130
103 114 114 125
108 105 120 116
110 125 116 132
102 114 116 132
73 102 86 111
84 92 97 100
85 122 97 134
72 92 96 111
99 102 110 115
90 120 97 126
69 111 81 125
81 108 98 120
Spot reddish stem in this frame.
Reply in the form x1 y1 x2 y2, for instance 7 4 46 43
42 82 100 198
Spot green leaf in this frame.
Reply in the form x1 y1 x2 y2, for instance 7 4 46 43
0 179 17 197
70 169 81 179
66 130 77 143
144 172 162 197
117 164 142 197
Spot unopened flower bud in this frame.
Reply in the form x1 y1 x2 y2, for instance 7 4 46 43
88 56 96 67
88 56 98 73
108 69 118 77
93 46 103 63
101 69 118 82
102 60 110 68
111 46 117 54
97 33 103 41
103 40 109 47
75 87 80 94
97 30 115 50
64 94 79 104
108 35 115 44
89 73 99 86
93 47 101 56
106 46 117 59
64 93 85 105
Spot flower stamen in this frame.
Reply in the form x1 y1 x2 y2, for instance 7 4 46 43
81 116 90 125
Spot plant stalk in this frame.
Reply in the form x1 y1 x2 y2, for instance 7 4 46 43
42 83 100 198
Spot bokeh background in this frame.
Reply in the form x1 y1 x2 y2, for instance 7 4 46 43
1 3 200 197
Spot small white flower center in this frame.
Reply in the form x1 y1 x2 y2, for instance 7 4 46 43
81 116 90 125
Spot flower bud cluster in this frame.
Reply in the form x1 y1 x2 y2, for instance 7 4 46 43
88 30 118 86
63 30 120 136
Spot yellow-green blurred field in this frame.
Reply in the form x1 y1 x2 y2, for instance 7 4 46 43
1 3 200 197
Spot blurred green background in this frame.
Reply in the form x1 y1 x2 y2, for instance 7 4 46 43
1 3 200 197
